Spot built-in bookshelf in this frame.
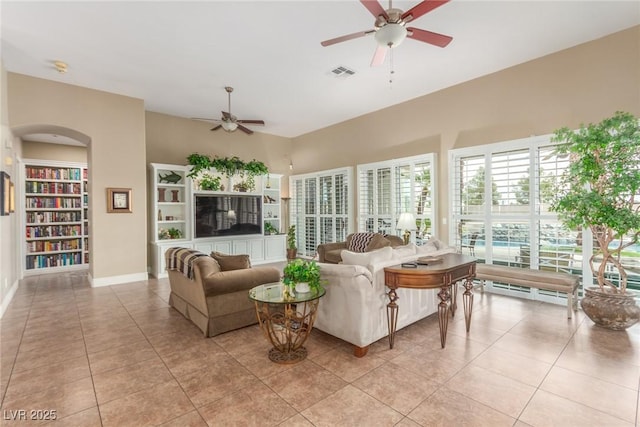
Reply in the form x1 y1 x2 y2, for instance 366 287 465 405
149 163 190 243
262 174 282 234
23 160 89 273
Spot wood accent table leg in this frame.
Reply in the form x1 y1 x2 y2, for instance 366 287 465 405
462 276 474 333
451 281 458 317
387 288 399 349
437 285 451 348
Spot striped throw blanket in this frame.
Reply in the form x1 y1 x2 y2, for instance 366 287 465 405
165 247 208 280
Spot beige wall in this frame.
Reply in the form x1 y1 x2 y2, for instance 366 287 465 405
0 61 22 314
22 140 87 163
291 26 640 242
8 73 147 284
145 111 292 192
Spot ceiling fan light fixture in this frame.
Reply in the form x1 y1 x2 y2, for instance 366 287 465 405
221 121 238 132
375 23 407 48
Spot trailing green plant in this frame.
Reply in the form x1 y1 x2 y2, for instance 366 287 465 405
287 225 297 250
186 153 212 178
187 153 269 192
244 159 269 176
550 111 640 294
211 155 245 178
282 259 322 290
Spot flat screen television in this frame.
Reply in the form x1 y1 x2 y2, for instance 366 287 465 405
194 194 262 238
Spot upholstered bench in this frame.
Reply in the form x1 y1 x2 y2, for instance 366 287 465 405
475 263 580 318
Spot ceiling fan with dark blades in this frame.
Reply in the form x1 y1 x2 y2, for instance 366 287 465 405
321 0 453 67
192 86 265 135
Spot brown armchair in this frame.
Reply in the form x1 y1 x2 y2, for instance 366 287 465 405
317 232 404 264
165 248 281 337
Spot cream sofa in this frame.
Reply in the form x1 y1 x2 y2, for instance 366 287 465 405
314 240 457 357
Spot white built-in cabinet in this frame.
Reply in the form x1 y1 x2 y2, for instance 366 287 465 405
149 163 285 278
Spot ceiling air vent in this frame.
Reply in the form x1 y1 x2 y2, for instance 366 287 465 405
329 66 356 78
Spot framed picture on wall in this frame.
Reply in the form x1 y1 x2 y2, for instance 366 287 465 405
107 187 132 213
1 172 9 216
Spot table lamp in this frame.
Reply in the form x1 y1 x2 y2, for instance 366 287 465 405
396 213 416 245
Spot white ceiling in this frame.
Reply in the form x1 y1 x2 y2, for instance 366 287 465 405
2 1 639 139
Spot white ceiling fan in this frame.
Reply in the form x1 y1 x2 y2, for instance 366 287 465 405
321 0 453 66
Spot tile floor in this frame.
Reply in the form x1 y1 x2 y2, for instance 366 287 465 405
0 271 639 426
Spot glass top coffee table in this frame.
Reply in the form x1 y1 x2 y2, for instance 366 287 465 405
248 282 326 364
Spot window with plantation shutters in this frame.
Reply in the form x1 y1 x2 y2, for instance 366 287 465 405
449 135 603 305
358 154 436 243
289 168 352 257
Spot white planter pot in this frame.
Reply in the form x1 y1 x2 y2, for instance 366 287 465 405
295 282 310 293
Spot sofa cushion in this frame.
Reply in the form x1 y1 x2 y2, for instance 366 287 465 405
341 246 393 271
211 252 251 271
323 249 344 264
365 234 393 252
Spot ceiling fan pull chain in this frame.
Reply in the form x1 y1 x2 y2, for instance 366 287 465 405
389 49 395 86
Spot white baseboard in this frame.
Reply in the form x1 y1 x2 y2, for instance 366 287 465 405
89 272 149 288
0 279 20 319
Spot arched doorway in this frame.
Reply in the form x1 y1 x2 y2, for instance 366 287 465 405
12 124 92 278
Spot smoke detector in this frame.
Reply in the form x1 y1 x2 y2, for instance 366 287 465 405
54 61 68 73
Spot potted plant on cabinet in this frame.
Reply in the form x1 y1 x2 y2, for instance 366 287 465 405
264 222 279 235
550 111 640 330
186 153 212 178
282 258 322 294
198 172 222 191
286 225 297 260
241 159 269 192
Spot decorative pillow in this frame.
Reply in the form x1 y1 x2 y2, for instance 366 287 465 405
417 240 438 254
210 252 251 271
392 243 417 259
418 237 450 253
347 232 378 252
341 246 393 268
430 238 447 250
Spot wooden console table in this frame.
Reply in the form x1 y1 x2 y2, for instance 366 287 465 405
384 254 476 349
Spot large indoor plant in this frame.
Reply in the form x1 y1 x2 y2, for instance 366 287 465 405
550 111 640 329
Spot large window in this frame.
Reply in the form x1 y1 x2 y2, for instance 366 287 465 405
450 135 640 303
358 154 436 244
290 168 352 257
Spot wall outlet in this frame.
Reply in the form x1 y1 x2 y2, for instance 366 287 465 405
442 217 447 225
